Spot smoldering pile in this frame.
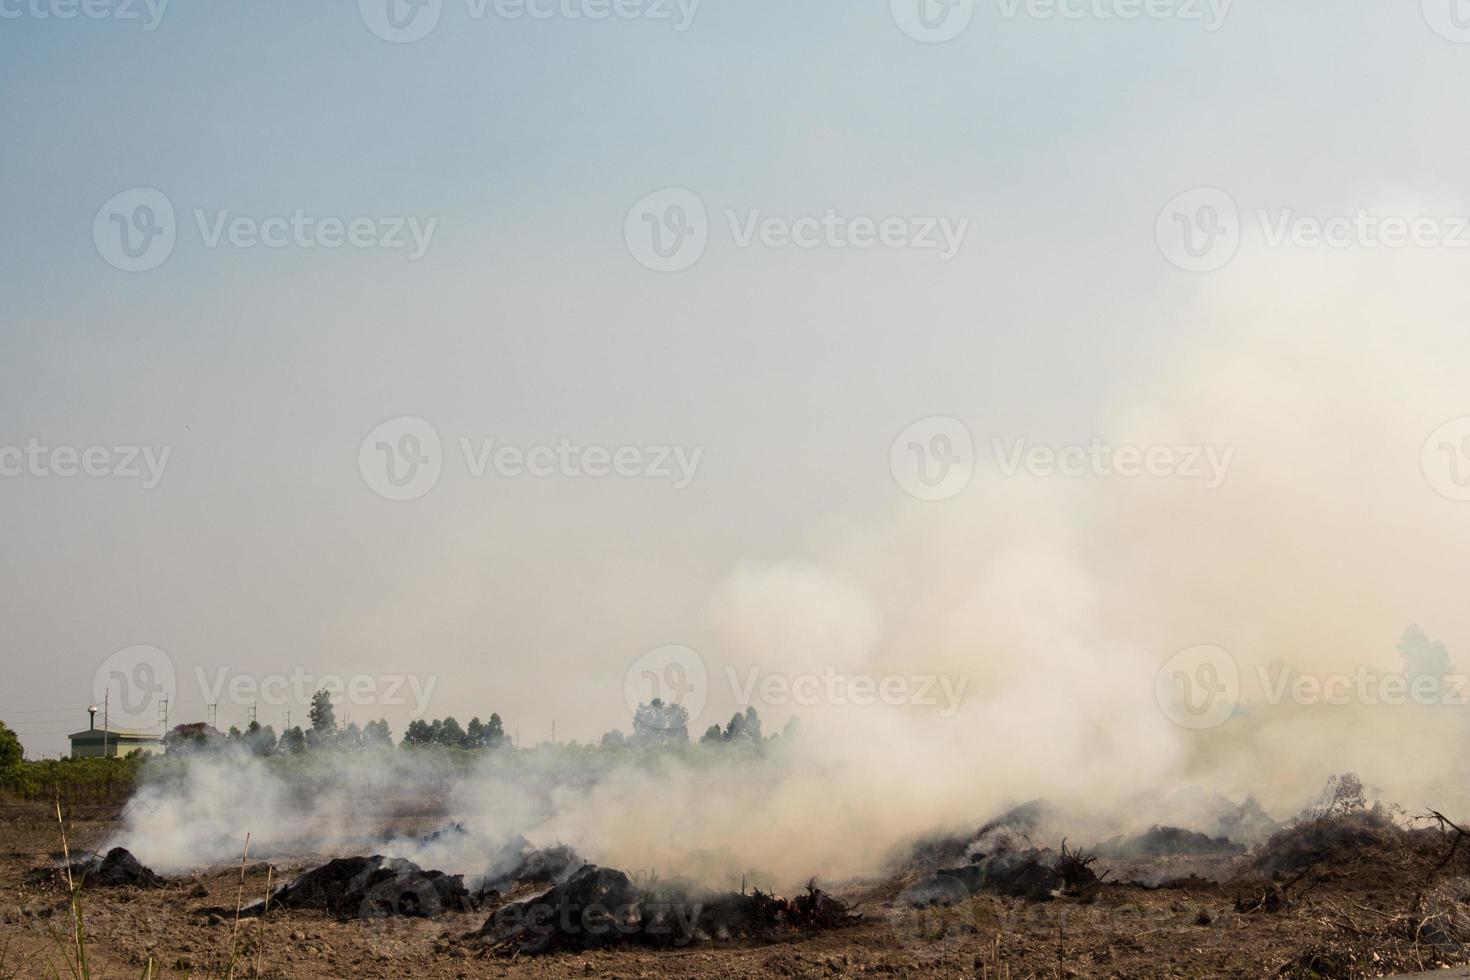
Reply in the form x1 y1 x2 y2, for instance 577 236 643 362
895 795 1269 903
897 800 1101 903
203 827 589 923
903 841 1103 905
26 847 168 890
377 823 585 897
1093 825 1246 887
234 856 476 919
1234 796 1470 974
892 773 1468 936
1096 825 1243 860
479 834 584 894
478 864 860 955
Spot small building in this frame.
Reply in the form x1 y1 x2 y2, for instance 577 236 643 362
68 707 164 758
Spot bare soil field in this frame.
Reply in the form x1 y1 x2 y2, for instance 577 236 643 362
2 800 1467 979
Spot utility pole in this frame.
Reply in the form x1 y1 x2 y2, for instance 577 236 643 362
248 703 257 726
551 720 556 745
207 703 216 729
103 691 109 757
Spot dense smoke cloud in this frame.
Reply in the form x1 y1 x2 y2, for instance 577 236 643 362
114 256 1469 884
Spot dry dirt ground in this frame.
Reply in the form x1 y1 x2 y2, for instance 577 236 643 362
2 800 1466 979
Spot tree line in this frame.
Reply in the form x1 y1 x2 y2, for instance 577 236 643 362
163 691 507 755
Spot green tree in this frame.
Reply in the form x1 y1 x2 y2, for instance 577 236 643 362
632 698 690 745
308 689 337 736
402 719 434 746
163 722 220 754
742 706 762 740
700 724 723 744
340 721 363 749
279 726 307 754
723 712 746 741
363 719 393 747
435 716 465 747
0 720 23 772
246 720 277 756
483 713 506 748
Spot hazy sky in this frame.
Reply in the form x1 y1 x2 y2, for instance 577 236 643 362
5 1 1470 760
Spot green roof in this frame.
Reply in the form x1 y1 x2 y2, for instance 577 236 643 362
68 729 162 742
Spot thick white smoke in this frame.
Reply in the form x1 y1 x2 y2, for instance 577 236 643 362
114 255 1470 885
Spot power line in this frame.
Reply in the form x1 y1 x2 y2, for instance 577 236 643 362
0 705 91 716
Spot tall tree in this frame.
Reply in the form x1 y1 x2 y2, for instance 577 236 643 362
436 716 465 747
308 689 337 735
484 713 506 748
0 720 22 772
632 698 690 745
363 719 393 747
279 726 307 754
246 720 277 756
340 721 363 749
402 719 433 746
